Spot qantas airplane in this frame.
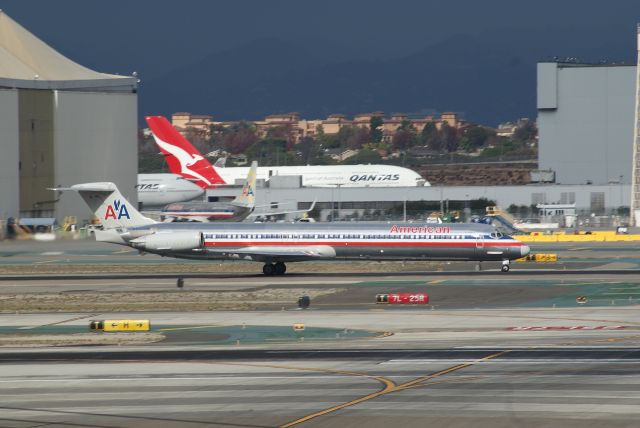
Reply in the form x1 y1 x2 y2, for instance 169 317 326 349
137 174 204 208
145 116 428 188
66 182 530 275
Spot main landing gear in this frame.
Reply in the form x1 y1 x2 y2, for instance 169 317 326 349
501 260 510 272
263 262 287 276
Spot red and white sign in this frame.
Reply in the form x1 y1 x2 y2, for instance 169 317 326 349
387 293 430 304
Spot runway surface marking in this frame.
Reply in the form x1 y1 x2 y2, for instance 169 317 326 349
417 311 640 326
156 324 222 332
31 259 60 265
427 279 445 284
560 334 640 347
17 313 101 330
278 350 507 427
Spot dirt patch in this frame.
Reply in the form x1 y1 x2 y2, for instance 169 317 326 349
0 288 345 312
0 332 164 347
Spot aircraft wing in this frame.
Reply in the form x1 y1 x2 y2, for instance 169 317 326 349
205 245 336 261
249 199 317 217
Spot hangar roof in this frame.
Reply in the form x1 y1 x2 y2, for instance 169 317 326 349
0 10 136 91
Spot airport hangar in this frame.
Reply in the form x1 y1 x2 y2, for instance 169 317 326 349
205 61 636 220
0 10 138 224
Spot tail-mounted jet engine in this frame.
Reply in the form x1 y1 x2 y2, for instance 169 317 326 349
130 231 203 252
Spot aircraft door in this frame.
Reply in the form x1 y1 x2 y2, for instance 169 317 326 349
475 234 485 256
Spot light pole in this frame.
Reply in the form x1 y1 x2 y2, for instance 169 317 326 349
620 175 624 211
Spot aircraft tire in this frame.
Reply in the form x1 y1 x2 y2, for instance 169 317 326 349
501 264 510 272
263 263 275 276
274 262 286 275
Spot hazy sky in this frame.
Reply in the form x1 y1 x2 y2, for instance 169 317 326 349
4 0 639 79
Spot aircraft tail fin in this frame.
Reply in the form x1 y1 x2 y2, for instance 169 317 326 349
145 116 226 188
231 161 257 208
60 182 156 229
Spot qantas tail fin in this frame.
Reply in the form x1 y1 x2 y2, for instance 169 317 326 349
231 161 257 209
145 116 226 188
58 182 155 230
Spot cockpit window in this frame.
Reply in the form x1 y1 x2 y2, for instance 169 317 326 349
490 232 503 239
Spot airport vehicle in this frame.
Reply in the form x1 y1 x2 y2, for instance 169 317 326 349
137 173 204 208
67 182 529 275
145 116 428 188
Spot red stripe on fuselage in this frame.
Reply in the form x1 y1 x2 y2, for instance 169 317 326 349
165 212 236 217
203 241 523 247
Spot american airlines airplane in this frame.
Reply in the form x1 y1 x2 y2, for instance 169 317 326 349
65 182 529 275
145 116 428 188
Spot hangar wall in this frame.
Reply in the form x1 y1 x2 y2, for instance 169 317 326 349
0 89 19 220
53 91 138 224
19 89 54 216
538 63 636 185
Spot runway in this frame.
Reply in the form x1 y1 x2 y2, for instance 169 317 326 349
1 348 640 427
2 239 640 426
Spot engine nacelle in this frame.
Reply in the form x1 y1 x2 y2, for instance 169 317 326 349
130 231 203 252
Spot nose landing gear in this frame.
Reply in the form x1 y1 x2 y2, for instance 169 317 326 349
501 260 510 272
263 262 287 276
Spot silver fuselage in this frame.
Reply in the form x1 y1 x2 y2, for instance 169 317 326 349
123 222 528 263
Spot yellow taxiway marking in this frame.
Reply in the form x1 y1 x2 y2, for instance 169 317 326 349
279 350 507 428
112 248 134 254
156 324 221 332
427 279 445 285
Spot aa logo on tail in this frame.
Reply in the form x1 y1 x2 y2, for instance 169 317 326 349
242 184 254 197
105 199 131 220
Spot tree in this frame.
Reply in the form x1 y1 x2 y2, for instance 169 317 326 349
392 129 416 151
223 126 258 154
246 139 294 166
369 116 383 145
513 121 537 143
440 122 459 152
266 125 296 150
460 126 492 152
346 127 370 149
420 122 441 150
297 136 329 165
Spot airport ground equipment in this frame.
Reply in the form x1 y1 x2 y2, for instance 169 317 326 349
90 320 150 332
298 296 310 309
516 253 558 262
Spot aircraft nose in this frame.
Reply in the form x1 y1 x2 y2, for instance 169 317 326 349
520 245 530 257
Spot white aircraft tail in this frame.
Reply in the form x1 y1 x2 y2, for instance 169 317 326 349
67 182 156 229
230 161 257 209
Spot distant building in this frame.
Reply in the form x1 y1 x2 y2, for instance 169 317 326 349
537 62 635 185
171 111 466 144
171 112 215 137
